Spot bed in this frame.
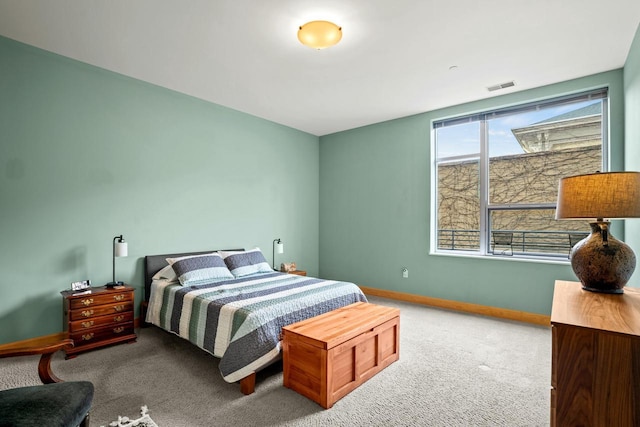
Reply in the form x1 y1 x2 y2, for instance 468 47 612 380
143 248 367 395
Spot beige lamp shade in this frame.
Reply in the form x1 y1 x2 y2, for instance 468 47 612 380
556 171 640 220
298 21 342 49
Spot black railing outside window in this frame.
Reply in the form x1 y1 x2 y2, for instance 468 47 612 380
437 229 589 257
437 229 480 252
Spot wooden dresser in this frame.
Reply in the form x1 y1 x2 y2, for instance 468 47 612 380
550 280 640 427
61 285 137 358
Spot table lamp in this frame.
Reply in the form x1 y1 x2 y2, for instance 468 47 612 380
273 238 284 270
556 171 640 293
106 235 128 287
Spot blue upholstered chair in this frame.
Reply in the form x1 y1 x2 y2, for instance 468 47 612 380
0 338 93 427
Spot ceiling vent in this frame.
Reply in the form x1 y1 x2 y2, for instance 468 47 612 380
487 81 515 92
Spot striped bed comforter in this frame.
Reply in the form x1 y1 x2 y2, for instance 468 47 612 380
145 271 367 383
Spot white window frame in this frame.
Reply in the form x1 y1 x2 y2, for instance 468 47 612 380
430 89 609 260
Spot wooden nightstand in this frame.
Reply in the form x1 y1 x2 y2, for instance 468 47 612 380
287 270 307 276
61 285 137 358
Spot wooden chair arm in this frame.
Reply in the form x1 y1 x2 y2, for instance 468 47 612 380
0 338 73 358
0 338 73 384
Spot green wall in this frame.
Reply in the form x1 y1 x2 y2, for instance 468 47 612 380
0 36 320 344
319 70 626 316
624 24 640 270
3 27 639 344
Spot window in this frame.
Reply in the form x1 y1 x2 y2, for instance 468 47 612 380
433 89 607 259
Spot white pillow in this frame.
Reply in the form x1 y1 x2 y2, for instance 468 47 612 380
152 264 178 283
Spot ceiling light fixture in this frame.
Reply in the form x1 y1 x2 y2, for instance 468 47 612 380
298 20 342 50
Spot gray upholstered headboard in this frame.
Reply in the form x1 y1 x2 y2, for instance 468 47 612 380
144 249 243 302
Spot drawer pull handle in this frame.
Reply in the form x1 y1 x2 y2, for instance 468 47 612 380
81 321 94 328
81 333 94 341
114 315 124 322
114 305 124 312
81 310 94 317
113 326 125 334
81 298 94 306
114 295 125 301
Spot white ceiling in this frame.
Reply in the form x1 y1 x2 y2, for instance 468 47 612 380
1 0 640 136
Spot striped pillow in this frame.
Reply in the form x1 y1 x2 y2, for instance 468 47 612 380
219 248 273 278
166 253 234 286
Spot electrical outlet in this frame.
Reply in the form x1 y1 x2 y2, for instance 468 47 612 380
402 267 408 278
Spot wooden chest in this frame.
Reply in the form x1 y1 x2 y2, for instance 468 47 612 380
282 302 400 408
61 286 137 358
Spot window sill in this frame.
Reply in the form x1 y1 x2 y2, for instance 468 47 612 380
430 250 571 265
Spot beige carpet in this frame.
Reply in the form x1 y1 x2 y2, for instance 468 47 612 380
0 296 551 426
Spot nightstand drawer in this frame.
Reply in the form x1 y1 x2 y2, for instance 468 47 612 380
68 302 133 321
70 321 134 344
68 291 133 310
69 312 133 332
